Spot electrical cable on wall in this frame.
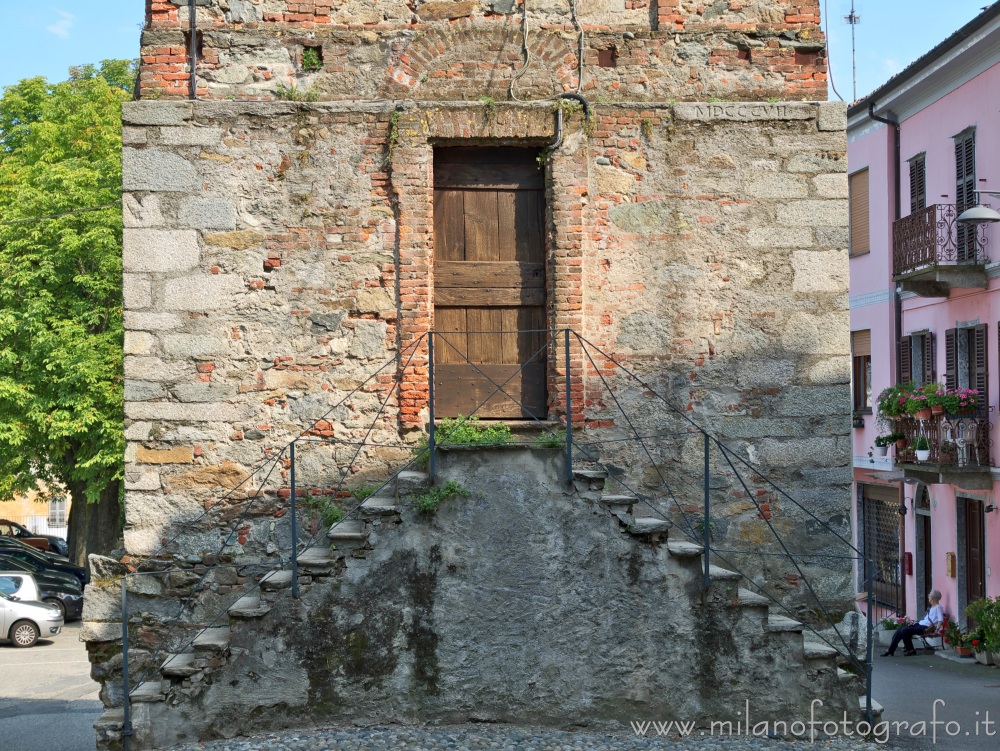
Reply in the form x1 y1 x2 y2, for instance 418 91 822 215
508 0 534 101
569 0 584 94
824 0 845 101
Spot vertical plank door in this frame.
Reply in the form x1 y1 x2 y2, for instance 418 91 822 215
433 148 547 419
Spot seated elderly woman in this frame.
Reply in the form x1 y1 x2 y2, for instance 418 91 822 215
882 589 944 657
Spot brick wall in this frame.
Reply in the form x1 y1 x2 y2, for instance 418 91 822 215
139 0 827 101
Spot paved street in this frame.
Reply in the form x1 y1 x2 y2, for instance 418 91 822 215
871 649 1000 749
0 621 102 751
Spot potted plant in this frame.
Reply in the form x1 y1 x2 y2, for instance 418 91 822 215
877 383 913 420
939 440 958 464
873 433 900 456
940 387 979 416
913 434 931 461
944 621 975 656
906 388 933 420
923 382 947 414
967 596 1000 664
852 410 865 429
878 614 909 646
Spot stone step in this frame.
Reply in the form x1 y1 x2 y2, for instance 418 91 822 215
599 495 636 507
229 593 271 617
130 680 165 703
160 652 198 678
298 547 333 566
766 615 805 633
666 540 703 558
574 469 609 480
260 570 293 590
94 707 124 732
737 588 770 608
192 627 230 652
708 564 741 581
803 641 840 660
327 519 368 541
360 496 400 516
859 697 884 718
627 518 671 535
396 471 429 496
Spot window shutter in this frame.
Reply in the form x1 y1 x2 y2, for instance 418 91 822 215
974 324 988 419
900 335 912 385
849 169 870 256
923 333 935 385
852 330 871 358
945 328 958 390
909 156 926 214
956 131 976 260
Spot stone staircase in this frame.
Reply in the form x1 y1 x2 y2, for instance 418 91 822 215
95 450 872 749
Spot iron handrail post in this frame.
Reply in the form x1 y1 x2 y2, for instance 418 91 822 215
865 560 875 726
188 0 197 100
122 576 133 750
428 333 436 483
290 440 299 599
703 431 711 590
565 329 573 484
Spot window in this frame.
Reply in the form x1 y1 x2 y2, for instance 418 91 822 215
945 324 987 417
955 130 976 261
852 330 872 412
47 497 67 526
909 153 926 214
859 483 904 613
900 331 934 387
849 168 870 256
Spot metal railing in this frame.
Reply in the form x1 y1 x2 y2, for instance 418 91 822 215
894 412 992 467
115 328 882 747
892 203 990 276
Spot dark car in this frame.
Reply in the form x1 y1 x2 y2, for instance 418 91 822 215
0 556 83 592
0 519 68 556
0 547 87 587
0 572 83 621
0 536 71 562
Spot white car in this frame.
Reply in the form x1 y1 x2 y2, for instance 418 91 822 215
0 588 63 647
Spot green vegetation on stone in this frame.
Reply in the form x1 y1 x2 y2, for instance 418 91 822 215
413 480 470 514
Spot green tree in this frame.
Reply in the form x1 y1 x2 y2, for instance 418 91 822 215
0 63 130 564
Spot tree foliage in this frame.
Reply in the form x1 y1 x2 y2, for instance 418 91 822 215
0 62 130 557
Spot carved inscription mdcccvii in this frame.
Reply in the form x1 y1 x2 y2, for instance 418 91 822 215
674 102 815 122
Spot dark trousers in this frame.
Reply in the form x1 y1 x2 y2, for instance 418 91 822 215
888 623 927 654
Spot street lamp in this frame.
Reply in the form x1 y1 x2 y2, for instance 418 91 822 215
957 189 1000 225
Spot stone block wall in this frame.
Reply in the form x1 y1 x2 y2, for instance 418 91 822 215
139 0 827 100
118 97 849 594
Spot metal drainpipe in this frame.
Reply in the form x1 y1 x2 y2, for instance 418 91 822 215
189 0 198 100
868 101 902 384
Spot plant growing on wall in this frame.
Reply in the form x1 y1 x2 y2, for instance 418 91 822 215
413 480 470 514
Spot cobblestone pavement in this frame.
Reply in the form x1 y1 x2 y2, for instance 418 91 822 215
171 724 892 751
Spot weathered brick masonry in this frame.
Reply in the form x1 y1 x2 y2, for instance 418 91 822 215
88 1 852 747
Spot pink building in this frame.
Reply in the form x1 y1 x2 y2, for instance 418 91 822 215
849 5 1000 628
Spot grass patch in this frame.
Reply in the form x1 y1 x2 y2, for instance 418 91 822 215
413 480 471 514
299 493 345 528
533 429 566 448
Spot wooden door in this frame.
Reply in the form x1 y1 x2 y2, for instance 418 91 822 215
965 499 986 604
921 514 933 604
433 148 547 419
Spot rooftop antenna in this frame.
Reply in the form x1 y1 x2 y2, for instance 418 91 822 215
844 1 861 100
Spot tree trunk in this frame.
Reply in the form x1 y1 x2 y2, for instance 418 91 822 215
67 480 122 567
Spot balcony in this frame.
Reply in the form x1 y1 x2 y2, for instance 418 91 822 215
892 204 990 297
894 412 993 490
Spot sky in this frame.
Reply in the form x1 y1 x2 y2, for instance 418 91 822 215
0 1 995 98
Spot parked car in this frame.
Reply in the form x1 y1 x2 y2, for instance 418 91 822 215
0 589 63 647
0 572 83 621
0 547 87 587
0 520 51 552
0 535 70 562
0 519 68 557
0 556 83 592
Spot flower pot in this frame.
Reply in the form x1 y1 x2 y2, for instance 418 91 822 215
895 439 908 450
974 650 993 665
878 629 896 647
914 408 933 420
931 404 945 415
875 445 888 457
955 646 973 657
915 449 931 461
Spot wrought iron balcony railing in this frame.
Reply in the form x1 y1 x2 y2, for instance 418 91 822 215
892 204 989 277
895 412 991 469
